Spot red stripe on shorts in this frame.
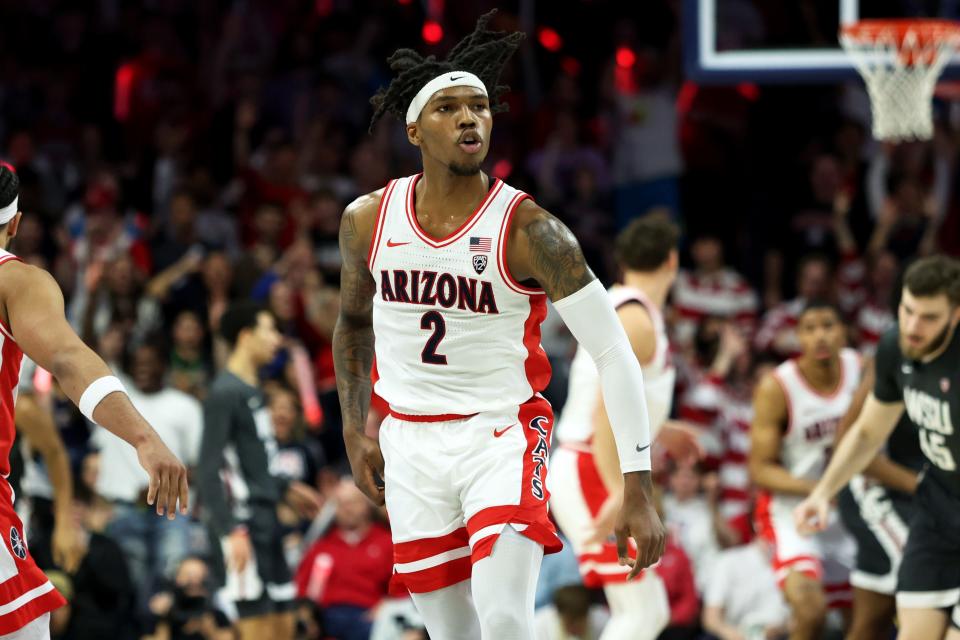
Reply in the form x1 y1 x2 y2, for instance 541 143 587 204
392 555 472 594
388 409 477 422
393 528 469 564
575 449 608 517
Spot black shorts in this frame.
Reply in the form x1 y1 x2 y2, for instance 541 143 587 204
896 471 960 629
209 503 295 618
838 476 913 596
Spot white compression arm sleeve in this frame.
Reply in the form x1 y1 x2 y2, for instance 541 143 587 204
553 279 652 472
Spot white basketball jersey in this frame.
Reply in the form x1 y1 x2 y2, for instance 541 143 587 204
369 174 550 415
556 285 675 444
772 348 861 480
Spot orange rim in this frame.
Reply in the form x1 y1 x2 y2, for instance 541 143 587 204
841 18 960 45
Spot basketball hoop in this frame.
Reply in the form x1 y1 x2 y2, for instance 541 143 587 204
840 19 960 141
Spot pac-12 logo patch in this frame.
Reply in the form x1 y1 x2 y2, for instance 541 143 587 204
472 254 488 274
9 527 26 560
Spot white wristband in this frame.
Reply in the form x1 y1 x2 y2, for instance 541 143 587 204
78 375 127 423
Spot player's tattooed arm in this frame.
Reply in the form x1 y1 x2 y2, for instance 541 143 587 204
333 192 380 436
508 200 596 301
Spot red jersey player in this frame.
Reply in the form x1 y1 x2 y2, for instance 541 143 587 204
750 301 860 639
0 166 187 638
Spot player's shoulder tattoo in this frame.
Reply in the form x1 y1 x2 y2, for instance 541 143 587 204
339 189 383 259
518 201 595 301
338 190 382 317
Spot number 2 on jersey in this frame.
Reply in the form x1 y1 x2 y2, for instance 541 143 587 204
420 311 448 365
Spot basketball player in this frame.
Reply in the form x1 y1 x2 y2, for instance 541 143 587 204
198 302 322 640
0 167 188 638
796 254 960 640
15 360 85 575
834 359 923 640
333 12 664 638
551 215 680 640
749 301 859 640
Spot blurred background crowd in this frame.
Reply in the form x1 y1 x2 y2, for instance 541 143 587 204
2 0 959 638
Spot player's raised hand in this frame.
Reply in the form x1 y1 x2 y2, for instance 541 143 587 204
615 472 666 580
793 493 830 536
137 433 189 519
345 431 386 506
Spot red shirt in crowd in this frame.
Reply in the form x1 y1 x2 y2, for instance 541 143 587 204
296 524 394 610
655 537 700 627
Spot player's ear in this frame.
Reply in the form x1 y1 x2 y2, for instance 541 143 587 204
667 249 679 272
406 123 422 147
6 212 21 240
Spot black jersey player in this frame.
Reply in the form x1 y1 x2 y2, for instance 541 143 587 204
796 255 960 640
834 358 925 639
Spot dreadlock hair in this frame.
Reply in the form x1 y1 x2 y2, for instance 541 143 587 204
369 10 525 131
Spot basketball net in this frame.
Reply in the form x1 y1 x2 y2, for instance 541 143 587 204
841 19 960 141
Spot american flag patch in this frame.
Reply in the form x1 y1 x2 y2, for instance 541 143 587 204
470 236 492 252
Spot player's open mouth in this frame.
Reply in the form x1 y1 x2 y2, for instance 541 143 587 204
814 344 831 357
458 133 482 154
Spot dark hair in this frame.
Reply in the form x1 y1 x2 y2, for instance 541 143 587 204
799 298 843 322
797 252 832 277
614 215 680 272
219 301 270 347
369 10 525 131
123 333 170 376
0 166 19 234
903 254 960 306
0 165 17 209
73 478 96 506
268 383 299 405
552 585 591 618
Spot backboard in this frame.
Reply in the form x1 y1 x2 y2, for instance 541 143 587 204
684 0 960 83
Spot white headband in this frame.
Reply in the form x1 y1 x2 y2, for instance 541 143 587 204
0 197 18 225
405 71 488 124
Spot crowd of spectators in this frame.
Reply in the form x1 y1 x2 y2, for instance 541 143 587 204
3 1 960 639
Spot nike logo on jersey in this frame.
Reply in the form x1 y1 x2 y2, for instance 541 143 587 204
636 443 650 453
493 424 516 438
387 239 411 247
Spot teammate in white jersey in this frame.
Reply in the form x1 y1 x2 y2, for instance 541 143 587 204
749 300 860 640
333 12 664 638
551 216 687 640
